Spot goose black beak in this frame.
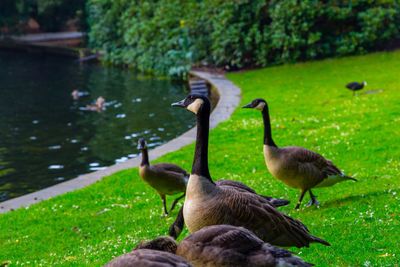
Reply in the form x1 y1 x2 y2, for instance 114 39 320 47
171 99 186 108
242 103 253 108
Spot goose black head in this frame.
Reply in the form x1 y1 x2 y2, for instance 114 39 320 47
242 98 267 111
171 94 210 114
137 138 147 150
134 236 177 254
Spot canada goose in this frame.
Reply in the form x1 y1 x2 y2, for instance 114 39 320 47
138 225 313 267
243 98 357 209
138 138 188 215
105 240 191 267
346 81 367 96
171 94 329 248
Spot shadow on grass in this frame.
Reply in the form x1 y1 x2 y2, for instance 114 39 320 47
322 190 392 208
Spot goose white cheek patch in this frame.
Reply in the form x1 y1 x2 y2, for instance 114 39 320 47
255 102 265 110
187 99 204 114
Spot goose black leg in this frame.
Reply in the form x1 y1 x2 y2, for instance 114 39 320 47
161 194 168 215
169 206 184 239
295 189 306 209
169 193 185 213
306 190 320 207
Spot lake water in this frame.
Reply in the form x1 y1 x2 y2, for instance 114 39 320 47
0 51 194 202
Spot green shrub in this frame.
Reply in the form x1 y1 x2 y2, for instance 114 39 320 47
87 0 400 76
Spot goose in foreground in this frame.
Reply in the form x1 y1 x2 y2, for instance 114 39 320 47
105 241 191 267
172 94 330 248
243 98 357 209
138 138 189 215
346 81 367 96
138 225 313 267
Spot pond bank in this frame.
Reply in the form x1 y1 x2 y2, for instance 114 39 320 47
0 71 241 213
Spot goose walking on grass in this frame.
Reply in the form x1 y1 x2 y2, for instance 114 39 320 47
242 98 357 209
172 94 330 248
346 81 367 96
136 225 313 267
138 138 188 215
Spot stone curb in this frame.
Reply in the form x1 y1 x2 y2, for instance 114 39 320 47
0 71 241 213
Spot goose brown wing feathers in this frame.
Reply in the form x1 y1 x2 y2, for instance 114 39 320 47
177 225 313 267
153 163 189 177
216 180 289 207
280 147 343 183
214 187 329 248
105 249 191 267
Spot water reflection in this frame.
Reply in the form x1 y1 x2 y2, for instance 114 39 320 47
0 51 194 201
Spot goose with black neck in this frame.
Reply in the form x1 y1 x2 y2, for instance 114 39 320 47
138 138 189 215
243 98 357 209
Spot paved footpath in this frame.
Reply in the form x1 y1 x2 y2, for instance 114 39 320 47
0 71 241 213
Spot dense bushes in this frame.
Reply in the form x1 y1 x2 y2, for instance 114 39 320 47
87 0 400 76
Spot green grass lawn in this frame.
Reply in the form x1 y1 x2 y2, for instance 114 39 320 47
1 51 400 266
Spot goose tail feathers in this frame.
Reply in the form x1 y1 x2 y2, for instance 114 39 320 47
310 235 331 246
343 175 357 182
263 196 290 207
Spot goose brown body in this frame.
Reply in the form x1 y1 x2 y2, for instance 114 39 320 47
138 225 312 267
138 139 189 215
177 225 313 267
168 179 289 239
183 174 328 247
243 98 356 209
171 95 329 248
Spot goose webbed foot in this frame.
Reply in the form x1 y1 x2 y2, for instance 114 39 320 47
306 190 320 207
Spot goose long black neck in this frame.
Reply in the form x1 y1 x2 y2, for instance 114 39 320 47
262 105 277 147
140 148 150 166
192 105 212 181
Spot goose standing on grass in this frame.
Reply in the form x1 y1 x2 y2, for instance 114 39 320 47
171 94 330 248
346 81 367 96
138 138 188 215
242 98 357 209
137 225 313 267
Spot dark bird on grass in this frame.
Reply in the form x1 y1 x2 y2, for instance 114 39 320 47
137 225 313 267
138 138 188 215
346 81 367 96
243 98 357 210
171 94 329 248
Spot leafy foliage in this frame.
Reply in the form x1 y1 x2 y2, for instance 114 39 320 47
87 0 400 76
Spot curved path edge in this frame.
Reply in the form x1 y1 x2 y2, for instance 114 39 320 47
0 71 241 213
